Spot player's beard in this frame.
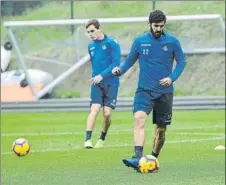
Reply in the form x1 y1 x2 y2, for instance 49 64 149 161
150 27 162 38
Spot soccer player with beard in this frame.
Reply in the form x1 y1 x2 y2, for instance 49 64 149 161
84 19 121 149
112 10 186 171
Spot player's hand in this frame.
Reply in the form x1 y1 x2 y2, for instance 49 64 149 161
89 75 103 85
112 67 121 76
159 77 172 87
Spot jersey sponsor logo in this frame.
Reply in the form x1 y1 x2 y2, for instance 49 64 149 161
102 45 107 50
141 44 151 46
90 51 94 56
162 45 168 51
90 47 95 51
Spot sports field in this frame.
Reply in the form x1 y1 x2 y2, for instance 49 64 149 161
1 110 225 185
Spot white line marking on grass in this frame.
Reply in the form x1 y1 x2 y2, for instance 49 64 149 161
165 137 225 143
176 132 225 136
1 132 87 136
1 137 225 155
1 131 225 137
2 116 87 122
1 131 134 137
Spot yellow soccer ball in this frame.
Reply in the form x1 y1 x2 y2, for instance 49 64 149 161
12 138 30 157
139 155 160 173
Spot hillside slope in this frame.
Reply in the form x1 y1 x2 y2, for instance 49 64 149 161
1 1 225 97
49 53 225 97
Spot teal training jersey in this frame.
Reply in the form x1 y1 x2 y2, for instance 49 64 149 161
120 31 186 94
88 35 121 86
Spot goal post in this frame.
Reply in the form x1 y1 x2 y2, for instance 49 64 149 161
4 14 225 27
3 14 225 100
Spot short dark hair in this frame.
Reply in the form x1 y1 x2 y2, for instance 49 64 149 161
149 10 166 24
85 19 101 29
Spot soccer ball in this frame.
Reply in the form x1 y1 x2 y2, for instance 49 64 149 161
139 155 160 173
12 138 30 157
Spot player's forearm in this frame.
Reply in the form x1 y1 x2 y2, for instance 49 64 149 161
101 45 121 78
119 54 138 76
169 61 186 82
119 62 132 75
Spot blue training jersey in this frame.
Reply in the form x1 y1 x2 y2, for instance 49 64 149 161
88 35 121 86
119 31 186 94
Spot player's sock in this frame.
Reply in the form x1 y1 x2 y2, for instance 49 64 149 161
100 131 107 141
135 146 143 158
151 151 159 158
85 130 92 141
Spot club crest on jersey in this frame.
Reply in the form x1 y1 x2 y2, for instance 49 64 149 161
102 45 107 50
162 45 168 51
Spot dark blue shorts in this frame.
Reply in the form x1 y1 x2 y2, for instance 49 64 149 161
133 88 173 126
90 83 119 109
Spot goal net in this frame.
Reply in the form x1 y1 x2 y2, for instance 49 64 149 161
3 14 225 99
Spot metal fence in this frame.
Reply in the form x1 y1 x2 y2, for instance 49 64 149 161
1 96 225 113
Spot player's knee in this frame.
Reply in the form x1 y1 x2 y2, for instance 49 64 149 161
134 111 146 128
134 111 146 121
103 110 111 120
90 106 100 116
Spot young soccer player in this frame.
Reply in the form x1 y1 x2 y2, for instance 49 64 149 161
84 19 121 149
112 10 186 170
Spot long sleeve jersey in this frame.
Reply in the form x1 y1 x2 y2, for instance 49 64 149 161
88 35 121 86
119 31 186 94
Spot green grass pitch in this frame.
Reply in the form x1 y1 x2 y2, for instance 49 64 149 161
1 110 225 185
